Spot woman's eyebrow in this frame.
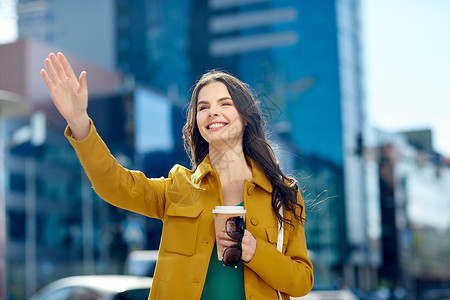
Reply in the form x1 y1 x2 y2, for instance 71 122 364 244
197 97 232 106
197 100 209 106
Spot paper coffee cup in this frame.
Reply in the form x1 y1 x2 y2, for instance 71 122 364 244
213 206 247 260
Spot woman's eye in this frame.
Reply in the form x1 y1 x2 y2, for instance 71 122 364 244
222 102 232 106
198 106 208 111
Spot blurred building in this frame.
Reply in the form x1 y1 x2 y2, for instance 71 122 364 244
0 39 128 299
15 0 377 291
17 0 116 70
374 129 450 298
0 92 29 300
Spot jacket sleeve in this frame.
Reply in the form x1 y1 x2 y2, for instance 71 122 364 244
65 119 168 220
244 193 314 297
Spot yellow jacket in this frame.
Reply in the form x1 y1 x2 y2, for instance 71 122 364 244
66 121 314 300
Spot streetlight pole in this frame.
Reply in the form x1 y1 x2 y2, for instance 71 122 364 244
0 90 29 299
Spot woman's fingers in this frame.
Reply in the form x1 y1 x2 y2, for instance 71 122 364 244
44 57 59 84
58 52 77 81
40 69 54 91
241 230 257 262
217 231 236 248
49 52 67 80
42 52 87 95
217 230 256 262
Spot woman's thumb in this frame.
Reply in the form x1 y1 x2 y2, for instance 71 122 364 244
79 71 88 92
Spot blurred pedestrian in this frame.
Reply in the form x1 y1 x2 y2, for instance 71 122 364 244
41 52 313 300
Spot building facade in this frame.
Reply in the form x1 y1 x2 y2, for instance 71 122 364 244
375 130 450 298
17 0 116 70
3 94 141 299
0 39 129 299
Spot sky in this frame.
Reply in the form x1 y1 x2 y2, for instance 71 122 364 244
0 0 16 44
361 0 450 157
1 0 450 156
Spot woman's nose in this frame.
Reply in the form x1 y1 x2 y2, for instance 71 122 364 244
208 106 219 117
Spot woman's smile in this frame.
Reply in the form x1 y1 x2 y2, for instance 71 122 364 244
207 122 228 131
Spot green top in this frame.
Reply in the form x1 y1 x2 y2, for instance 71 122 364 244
201 202 245 300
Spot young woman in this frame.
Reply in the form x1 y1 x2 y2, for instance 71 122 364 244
41 52 313 300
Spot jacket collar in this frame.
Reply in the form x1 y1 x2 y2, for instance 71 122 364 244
191 155 273 193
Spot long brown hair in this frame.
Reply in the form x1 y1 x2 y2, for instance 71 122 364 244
182 70 304 226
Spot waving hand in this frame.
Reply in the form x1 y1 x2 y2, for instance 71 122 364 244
41 52 90 140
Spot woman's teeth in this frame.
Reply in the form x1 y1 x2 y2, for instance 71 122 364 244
208 123 225 129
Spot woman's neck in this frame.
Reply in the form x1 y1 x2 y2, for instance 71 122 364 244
209 144 252 184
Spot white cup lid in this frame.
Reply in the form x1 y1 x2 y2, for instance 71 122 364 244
212 206 246 214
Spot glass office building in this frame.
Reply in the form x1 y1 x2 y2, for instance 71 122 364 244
2 94 138 299
17 0 116 70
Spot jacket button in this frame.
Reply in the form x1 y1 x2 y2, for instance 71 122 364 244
247 185 254 195
251 217 258 226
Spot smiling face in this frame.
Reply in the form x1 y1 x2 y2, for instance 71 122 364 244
196 81 246 149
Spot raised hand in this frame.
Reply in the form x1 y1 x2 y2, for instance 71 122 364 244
41 52 90 140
